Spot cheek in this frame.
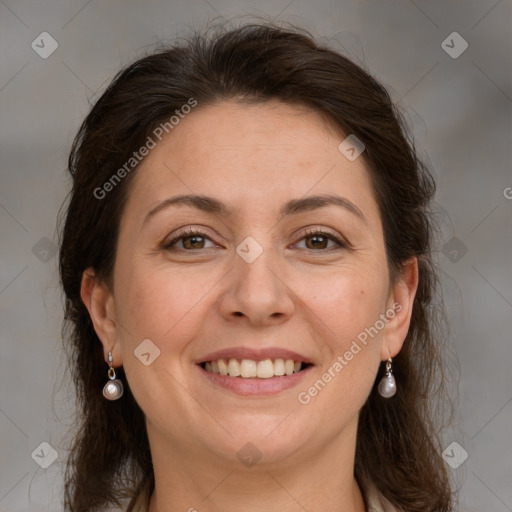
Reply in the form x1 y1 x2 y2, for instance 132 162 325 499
297 279 385 424
113 260 224 351
111 264 204 412
295 261 389 409
307 265 390 347
297 267 388 438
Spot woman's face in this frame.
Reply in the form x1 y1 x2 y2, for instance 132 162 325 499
89 99 416 468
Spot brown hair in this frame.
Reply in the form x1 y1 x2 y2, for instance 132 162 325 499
58 20 454 512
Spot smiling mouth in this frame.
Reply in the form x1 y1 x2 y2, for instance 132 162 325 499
200 358 312 379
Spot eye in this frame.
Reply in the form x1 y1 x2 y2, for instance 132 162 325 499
163 227 347 252
294 229 347 251
163 228 217 251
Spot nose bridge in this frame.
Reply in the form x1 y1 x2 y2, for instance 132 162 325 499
222 232 293 323
235 233 281 296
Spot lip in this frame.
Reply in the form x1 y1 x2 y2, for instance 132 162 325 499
197 363 313 396
195 347 312 365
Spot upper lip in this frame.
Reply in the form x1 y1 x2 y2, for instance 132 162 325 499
196 347 313 365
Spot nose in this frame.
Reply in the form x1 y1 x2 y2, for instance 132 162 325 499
218 242 295 327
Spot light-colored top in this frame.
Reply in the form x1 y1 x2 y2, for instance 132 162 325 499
127 479 399 512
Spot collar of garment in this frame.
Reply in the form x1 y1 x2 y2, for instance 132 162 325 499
126 479 400 512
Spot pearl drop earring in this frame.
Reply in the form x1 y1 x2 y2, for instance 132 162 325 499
102 351 124 400
378 357 397 398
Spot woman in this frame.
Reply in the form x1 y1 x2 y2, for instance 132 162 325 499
58 22 454 512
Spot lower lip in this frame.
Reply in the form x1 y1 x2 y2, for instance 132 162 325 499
197 364 313 396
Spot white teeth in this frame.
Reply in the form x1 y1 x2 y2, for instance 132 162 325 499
203 358 305 378
257 359 274 378
274 358 285 376
240 359 257 378
217 359 228 376
228 358 241 377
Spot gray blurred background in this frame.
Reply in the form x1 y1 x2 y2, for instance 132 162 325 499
1 1 511 511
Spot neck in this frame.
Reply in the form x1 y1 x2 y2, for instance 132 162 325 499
146 419 366 512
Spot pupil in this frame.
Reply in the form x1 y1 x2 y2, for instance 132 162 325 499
309 235 326 249
186 236 203 249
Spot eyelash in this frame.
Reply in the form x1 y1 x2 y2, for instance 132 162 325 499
163 227 347 252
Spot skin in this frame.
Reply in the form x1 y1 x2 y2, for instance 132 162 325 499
81 99 418 512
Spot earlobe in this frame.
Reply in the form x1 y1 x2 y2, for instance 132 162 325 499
381 257 419 360
80 267 123 365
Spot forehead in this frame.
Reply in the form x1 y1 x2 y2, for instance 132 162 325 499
122 99 380 227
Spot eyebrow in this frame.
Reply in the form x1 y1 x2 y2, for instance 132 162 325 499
142 193 368 227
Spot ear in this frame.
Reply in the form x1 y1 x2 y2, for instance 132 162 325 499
381 257 419 361
80 267 123 366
